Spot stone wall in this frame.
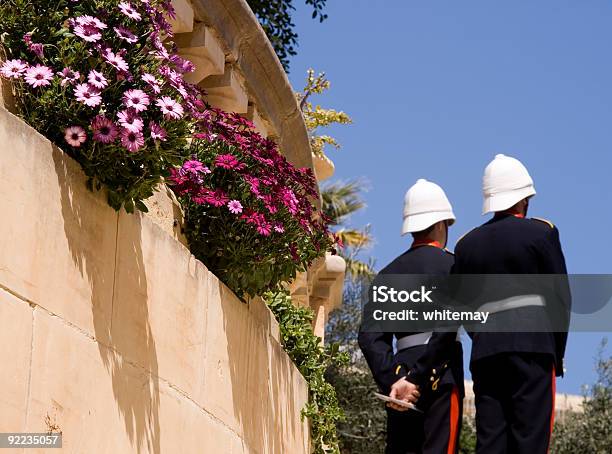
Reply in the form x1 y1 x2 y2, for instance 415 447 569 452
0 105 310 453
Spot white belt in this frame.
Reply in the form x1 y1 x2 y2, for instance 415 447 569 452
478 294 545 314
397 331 461 350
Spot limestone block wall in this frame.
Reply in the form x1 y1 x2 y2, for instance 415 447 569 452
0 105 310 453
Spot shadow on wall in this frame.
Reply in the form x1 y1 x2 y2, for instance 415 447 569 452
51 147 161 454
216 284 307 453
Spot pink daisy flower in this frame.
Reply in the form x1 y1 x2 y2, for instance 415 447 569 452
273 222 285 233
87 70 108 89
141 73 161 93
256 222 272 236
58 67 80 86
207 189 229 207
123 89 149 112
117 109 144 133
149 122 167 141
103 50 129 73
155 96 184 119
75 15 107 29
64 126 87 147
181 160 207 175
74 83 102 107
113 26 138 43
0 59 28 79
24 64 53 88
73 24 102 42
118 2 142 21
120 128 145 152
227 200 243 214
91 116 118 143
214 154 240 169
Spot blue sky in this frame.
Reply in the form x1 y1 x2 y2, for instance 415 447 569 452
287 0 612 394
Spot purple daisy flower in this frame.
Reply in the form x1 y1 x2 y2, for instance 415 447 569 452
123 89 150 112
155 96 184 119
58 67 81 86
75 15 107 29
73 24 103 42
149 122 167 141
113 26 138 44
118 2 142 21
0 59 28 79
87 70 108 89
117 109 144 133
91 116 118 143
24 64 53 88
64 126 87 147
120 128 145 152
227 200 243 214
74 83 102 107
103 49 130 73
141 73 161 93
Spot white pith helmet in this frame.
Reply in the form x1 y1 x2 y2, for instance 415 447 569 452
482 154 536 214
401 179 456 235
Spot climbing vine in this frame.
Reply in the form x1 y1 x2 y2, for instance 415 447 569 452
265 291 348 454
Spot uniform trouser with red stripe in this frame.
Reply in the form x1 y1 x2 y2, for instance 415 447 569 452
472 353 556 454
385 385 462 454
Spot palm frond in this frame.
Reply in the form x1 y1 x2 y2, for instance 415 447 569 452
321 180 367 225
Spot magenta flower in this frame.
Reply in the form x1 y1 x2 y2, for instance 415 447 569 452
123 89 150 112
257 222 272 236
118 2 142 21
155 96 184 119
207 189 229 207
279 187 299 215
120 128 145 152
23 33 44 58
103 50 129 73
181 160 208 175
117 109 144 133
214 154 240 169
0 59 28 79
113 26 138 44
227 200 243 214
64 126 87 147
273 222 285 233
91 116 118 144
149 122 167 141
141 73 161 93
58 67 80 86
87 70 108 89
24 64 53 88
74 83 102 107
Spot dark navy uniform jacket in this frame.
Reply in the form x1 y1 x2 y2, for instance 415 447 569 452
358 245 464 395
453 214 571 376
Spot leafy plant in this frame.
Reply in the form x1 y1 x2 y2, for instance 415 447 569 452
170 109 338 297
552 339 612 453
266 291 349 454
297 69 352 158
246 1 329 71
0 0 196 211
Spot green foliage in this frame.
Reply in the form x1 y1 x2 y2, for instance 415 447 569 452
552 339 612 453
298 69 352 157
246 0 328 71
459 418 477 454
266 291 349 454
326 364 387 453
